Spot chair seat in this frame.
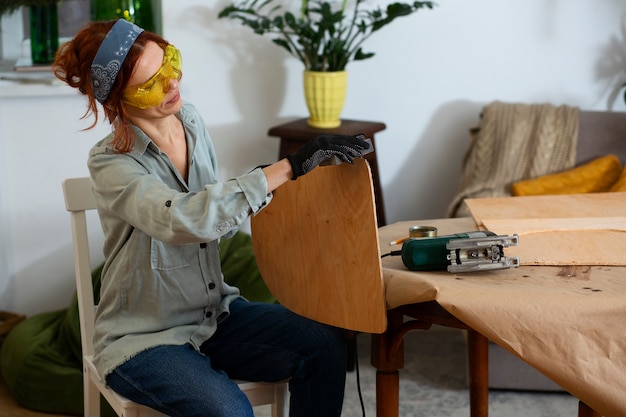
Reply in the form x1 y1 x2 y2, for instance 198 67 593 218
84 355 287 414
84 356 167 416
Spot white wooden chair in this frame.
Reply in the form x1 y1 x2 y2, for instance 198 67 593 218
62 177 288 417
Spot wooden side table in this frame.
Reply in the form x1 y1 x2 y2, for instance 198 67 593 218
268 118 387 226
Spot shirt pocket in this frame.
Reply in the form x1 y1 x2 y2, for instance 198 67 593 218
150 239 196 271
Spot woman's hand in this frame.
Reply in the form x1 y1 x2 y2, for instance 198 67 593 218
286 133 369 180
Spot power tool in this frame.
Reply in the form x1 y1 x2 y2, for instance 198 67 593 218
398 231 520 273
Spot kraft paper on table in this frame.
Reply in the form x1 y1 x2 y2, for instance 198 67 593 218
379 217 626 417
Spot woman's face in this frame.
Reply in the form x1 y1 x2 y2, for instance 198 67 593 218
123 41 183 116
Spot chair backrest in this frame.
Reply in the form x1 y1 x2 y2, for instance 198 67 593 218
62 177 98 357
250 159 387 333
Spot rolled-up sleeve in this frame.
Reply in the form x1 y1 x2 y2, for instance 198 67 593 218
235 167 272 214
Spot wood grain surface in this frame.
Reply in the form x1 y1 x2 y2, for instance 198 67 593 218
251 159 386 333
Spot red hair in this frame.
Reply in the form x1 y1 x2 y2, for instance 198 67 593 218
52 20 168 153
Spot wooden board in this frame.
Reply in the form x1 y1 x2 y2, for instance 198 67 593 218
465 193 626 265
250 159 387 333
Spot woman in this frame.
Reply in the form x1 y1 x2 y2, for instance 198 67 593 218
53 19 368 417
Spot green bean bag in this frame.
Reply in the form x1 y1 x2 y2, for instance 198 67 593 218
0 231 274 415
219 230 276 305
0 263 109 416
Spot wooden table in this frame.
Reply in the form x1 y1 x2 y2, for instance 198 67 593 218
376 218 623 417
250 161 614 417
268 118 387 226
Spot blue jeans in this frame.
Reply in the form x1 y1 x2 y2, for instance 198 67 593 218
106 299 347 417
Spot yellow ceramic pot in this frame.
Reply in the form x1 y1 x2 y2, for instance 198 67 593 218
303 70 348 129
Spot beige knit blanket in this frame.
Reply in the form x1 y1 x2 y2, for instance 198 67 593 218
446 101 580 218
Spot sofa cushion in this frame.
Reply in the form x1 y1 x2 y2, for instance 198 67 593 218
511 154 622 196
609 167 626 192
576 111 626 165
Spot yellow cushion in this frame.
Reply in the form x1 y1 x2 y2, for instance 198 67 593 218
511 154 622 196
609 167 626 192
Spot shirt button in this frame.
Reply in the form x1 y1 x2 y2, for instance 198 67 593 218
165 200 172 207
208 283 216 290
200 242 207 249
205 311 212 318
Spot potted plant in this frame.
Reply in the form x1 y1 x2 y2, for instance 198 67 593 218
0 0 60 64
219 0 435 128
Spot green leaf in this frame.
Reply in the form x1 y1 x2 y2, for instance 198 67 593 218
354 48 374 61
273 38 293 54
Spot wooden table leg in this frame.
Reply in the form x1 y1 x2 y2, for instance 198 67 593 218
376 370 400 417
467 329 489 417
371 309 405 417
578 401 602 417
373 304 491 417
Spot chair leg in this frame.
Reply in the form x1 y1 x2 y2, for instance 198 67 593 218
84 372 101 417
467 329 489 417
272 383 289 417
578 401 602 417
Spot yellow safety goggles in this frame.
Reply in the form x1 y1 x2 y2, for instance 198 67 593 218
123 44 182 109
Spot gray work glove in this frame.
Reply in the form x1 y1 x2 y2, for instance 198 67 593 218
286 133 369 180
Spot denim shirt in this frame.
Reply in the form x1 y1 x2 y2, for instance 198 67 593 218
87 102 272 378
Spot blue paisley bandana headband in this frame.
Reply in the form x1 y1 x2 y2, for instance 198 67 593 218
91 19 144 104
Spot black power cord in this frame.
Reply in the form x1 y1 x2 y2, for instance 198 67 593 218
349 251 407 416
351 333 367 417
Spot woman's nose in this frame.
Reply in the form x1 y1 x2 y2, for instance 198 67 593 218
165 77 179 92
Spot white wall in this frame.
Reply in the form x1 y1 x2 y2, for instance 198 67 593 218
167 0 626 220
0 87 110 316
1 0 625 315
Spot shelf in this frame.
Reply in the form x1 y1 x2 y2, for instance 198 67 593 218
0 59 74 98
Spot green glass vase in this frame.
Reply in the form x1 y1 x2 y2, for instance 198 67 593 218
29 3 59 64
90 0 161 34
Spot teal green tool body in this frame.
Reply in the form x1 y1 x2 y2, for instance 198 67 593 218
401 231 520 273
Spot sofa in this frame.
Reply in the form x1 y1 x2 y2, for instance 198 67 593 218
448 101 626 391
